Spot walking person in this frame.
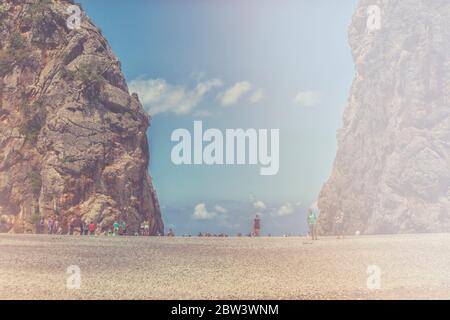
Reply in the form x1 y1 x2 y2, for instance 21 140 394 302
140 222 145 236
68 219 75 235
307 209 318 241
53 220 59 235
79 221 85 236
121 221 127 236
253 214 261 237
88 222 96 236
83 222 89 236
335 211 344 239
38 218 45 234
113 221 120 236
47 218 54 235
144 220 150 236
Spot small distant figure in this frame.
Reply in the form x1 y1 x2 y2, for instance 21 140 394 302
121 221 127 236
335 211 344 239
88 222 96 236
53 220 59 235
167 228 175 237
68 219 75 235
79 221 84 236
83 222 89 236
113 221 120 236
47 218 54 234
253 214 261 237
143 221 150 236
38 218 45 234
307 209 318 241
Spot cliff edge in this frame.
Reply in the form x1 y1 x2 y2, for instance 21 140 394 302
0 0 163 234
318 0 450 234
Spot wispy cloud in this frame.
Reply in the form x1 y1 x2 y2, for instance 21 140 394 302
192 203 217 220
293 90 321 107
249 88 264 104
129 78 223 115
220 81 252 106
253 200 266 211
214 205 228 214
274 202 295 217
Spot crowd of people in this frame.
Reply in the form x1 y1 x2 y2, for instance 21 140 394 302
33 209 346 240
34 217 175 237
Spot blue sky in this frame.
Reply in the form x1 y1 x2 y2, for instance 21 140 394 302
79 0 357 235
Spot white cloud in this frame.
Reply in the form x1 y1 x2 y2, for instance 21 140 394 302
275 202 295 217
249 88 264 103
220 81 252 106
129 78 223 115
214 205 228 214
253 201 266 211
192 203 217 220
293 91 321 107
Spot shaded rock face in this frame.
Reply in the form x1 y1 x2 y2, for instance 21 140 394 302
0 0 163 234
318 0 450 234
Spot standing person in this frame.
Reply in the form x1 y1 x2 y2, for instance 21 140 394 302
38 218 45 234
140 222 145 236
83 222 89 236
253 214 261 237
68 219 75 235
335 211 344 239
88 222 96 236
47 218 54 234
79 221 85 236
307 209 318 240
121 221 127 236
144 221 150 236
53 220 59 235
113 221 120 236
167 228 175 237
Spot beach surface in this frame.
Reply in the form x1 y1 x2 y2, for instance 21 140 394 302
1 233 450 300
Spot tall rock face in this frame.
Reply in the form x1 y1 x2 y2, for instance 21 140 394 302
0 0 163 234
318 0 450 234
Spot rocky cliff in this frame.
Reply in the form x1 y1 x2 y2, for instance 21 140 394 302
0 0 163 234
318 0 450 234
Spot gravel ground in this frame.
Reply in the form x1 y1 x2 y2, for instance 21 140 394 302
1 233 450 300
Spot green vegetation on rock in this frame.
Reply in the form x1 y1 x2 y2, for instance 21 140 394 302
0 32 30 77
19 105 47 146
28 170 42 197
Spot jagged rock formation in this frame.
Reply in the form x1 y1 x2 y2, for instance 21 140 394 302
318 0 450 234
0 0 163 234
